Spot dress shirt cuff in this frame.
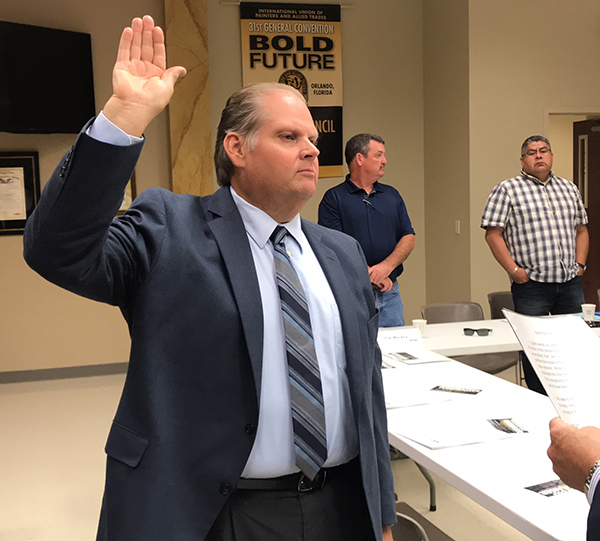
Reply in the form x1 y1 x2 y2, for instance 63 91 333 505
588 467 600 504
87 112 144 146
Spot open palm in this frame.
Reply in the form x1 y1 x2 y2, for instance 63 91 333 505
104 16 186 136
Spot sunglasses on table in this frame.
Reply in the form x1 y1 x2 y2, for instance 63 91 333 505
463 328 493 336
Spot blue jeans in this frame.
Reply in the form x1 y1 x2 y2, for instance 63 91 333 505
374 280 405 327
511 276 584 394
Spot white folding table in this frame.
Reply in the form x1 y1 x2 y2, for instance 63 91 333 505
384 357 589 541
411 317 600 357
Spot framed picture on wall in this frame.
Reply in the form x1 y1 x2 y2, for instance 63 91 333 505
0 151 41 235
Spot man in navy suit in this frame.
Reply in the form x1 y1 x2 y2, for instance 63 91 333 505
23 15 396 541
548 418 600 539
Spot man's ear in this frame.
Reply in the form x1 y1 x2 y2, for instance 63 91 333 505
355 153 364 167
223 132 246 168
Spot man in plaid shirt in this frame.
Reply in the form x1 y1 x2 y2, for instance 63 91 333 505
481 135 589 394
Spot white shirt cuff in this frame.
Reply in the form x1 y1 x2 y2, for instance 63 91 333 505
587 467 600 504
86 112 144 146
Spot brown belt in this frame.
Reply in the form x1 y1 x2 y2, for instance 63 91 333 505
236 457 358 493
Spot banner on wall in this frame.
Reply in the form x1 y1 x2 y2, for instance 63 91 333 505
240 2 343 177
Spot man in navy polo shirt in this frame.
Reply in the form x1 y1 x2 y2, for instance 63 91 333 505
319 133 415 327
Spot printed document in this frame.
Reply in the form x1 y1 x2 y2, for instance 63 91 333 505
503 309 600 428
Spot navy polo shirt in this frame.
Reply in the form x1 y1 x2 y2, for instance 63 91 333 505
318 175 415 281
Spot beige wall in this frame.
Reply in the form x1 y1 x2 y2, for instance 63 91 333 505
0 0 169 371
468 0 600 313
423 0 600 315
423 0 471 305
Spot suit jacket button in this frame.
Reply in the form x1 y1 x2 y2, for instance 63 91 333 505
245 423 256 435
220 482 232 495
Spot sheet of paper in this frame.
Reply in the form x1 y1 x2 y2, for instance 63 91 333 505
383 371 453 408
381 347 451 366
503 309 600 427
384 390 452 409
387 405 515 449
377 327 422 353
382 365 455 409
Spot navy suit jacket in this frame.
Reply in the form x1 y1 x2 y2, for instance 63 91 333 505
23 129 396 541
589 489 600 540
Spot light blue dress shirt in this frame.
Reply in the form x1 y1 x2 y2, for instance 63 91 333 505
88 113 358 478
230 188 358 477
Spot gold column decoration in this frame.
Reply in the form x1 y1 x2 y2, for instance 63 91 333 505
165 0 213 196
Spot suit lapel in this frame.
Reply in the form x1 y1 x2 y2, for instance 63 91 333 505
206 187 264 402
302 221 366 414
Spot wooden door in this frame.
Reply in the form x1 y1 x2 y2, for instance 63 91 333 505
573 119 600 303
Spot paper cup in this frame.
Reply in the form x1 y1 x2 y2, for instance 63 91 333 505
582 303 596 322
412 319 427 335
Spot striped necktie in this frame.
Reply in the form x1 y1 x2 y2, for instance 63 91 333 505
270 225 327 480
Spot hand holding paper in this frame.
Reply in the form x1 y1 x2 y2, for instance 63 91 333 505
548 417 600 492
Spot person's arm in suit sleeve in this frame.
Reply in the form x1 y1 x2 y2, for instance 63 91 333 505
589 484 600 539
23 16 185 301
347 236 396 537
372 339 398 535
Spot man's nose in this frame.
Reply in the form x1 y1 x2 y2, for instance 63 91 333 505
302 140 320 158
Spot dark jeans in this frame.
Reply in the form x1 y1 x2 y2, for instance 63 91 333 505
511 276 584 394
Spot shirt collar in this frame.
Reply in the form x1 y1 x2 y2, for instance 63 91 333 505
230 186 303 251
521 169 556 185
344 174 381 194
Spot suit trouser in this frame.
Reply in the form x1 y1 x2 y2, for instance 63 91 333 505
205 458 376 541
512 276 585 394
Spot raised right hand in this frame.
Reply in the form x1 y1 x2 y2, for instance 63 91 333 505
103 15 186 137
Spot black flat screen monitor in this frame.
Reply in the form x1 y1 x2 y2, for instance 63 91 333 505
0 21 95 134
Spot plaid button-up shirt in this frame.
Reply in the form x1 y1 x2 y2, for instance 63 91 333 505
481 171 588 283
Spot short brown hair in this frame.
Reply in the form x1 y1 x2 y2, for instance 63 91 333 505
345 133 385 167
